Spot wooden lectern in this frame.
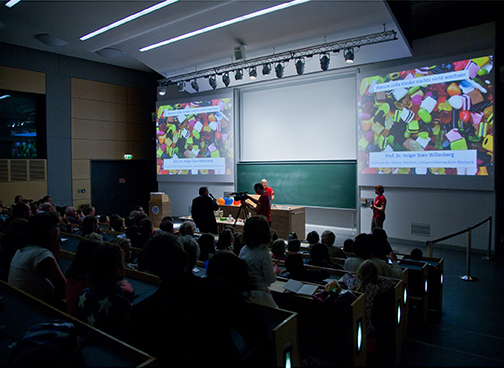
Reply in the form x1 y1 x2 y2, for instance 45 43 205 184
148 192 171 228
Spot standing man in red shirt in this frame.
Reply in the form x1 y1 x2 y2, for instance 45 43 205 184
261 179 275 200
370 184 386 231
243 183 271 224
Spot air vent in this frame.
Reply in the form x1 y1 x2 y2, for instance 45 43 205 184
29 160 47 180
10 160 28 181
411 222 431 237
0 159 47 182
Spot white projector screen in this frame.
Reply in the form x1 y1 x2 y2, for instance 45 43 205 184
240 74 357 161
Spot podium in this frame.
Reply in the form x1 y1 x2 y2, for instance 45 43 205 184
219 204 305 240
148 192 171 228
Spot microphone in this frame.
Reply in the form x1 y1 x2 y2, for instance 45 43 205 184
209 193 215 200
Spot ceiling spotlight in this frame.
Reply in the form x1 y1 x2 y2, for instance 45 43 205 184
275 63 284 78
209 75 217 89
177 81 185 92
295 58 305 75
320 53 330 71
191 79 199 92
235 69 243 81
262 64 271 76
344 48 354 63
222 72 230 87
249 67 257 80
157 85 166 96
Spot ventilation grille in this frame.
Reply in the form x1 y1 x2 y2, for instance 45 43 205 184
411 222 431 237
0 159 47 182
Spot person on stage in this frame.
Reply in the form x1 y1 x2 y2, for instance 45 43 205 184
370 184 386 231
261 179 275 200
243 183 271 224
191 187 219 234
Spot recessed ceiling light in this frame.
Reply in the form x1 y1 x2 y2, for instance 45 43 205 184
80 0 179 41
95 47 124 58
140 0 311 52
35 34 68 47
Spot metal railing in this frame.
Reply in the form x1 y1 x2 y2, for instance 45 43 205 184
426 216 493 282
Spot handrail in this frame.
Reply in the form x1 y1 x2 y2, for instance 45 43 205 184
426 216 492 282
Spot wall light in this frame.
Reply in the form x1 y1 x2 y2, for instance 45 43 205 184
209 75 217 89
344 47 354 63
157 85 167 96
235 69 243 80
295 58 305 75
262 64 271 76
222 72 230 87
177 81 185 92
320 53 330 71
275 63 284 78
249 66 257 79
191 79 199 92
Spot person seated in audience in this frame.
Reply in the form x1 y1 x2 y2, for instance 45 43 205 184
64 206 82 225
306 230 320 249
109 214 126 233
207 250 254 301
0 201 31 234
287 232 298 242
286 238 302 255
321 230 347 259
158 218 175 234
239 215 278 308
76 243 132 338
8 212 66 306
178 220 195 237
133 205 145 214
307 243 343 270
270 228 279 244
127 233 268 366
338 260 396 337
80 215 102 237
372 227 393 262
343 237 354 253
98 214 109 224
113 237 137 270
197 233 216 264
216 228 234 251
409 248 424 261
285 253 330 284
29 201 40 216
129 217 154 249
82 204 96 217
232 232 245 256
179 235 200 273
65 239 101 316
42 195 52 204
39 201 56 213
86 232 104 244
271 239 287 261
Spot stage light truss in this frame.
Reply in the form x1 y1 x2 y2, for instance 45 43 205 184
158 30 397 87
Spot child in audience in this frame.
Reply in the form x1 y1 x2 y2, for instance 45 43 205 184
271 239 287 260
410 248 424 261
306 230 320 249
232 233 245 256
321 230 347 259
372 227 393 261
287 239 301 254
343 238 354 253
216 228 234 251
344 233 373 272
76 243 132 339
285 253 330 284
113 237 137 270
197 233 216 263
207 250 253 300
239 215 278 308
179 235 200 273
65 239 101 316
307 243 343 270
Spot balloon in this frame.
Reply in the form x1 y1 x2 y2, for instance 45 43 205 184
218 198 225 205
224 197 233 205
233 200 240 206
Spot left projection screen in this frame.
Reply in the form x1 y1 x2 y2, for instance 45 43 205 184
156 90 234 183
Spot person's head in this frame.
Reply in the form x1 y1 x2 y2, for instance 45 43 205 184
24 212 61 252
269 229 278 244
261 179 268 188
12 201 31 219
356 260 380 291
271 239 286 259
65 239 101 280
310 242 331 263
306 230 320 245
287 239 301 253
162 216 174 223
65 206 77 218
410 248 423 261
199 186 209 196
42 195 52 204
86 232 103 244
159 219 175 233
99 214 109 224
216 229 234 251
14 195 23 204
29 202 39 215
82 205 95 217
285 253 305 274
88 243 125 285
353 233 374 259
207 251 253 293
134 205 145 214
374 184 384 196
110 215 125 232
244 215 270 248
372 227 391 258
80 215 99 236
141 232 187 279
179 235 200 270
254 183 265 194
321 230 336 247
232 232 245 256
113 237 133 263
197 233 216 261
40 202 55 213
343 238 354 253
179 221 195 236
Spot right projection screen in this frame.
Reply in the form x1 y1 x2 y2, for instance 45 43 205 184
357 55 494 190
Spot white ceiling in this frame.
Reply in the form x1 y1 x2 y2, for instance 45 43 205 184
0 0 412 80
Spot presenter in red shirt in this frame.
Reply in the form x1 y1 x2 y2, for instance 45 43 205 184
370 184 386 231
261 179 274 200
243 183 271 224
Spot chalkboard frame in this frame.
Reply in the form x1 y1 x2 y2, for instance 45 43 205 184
236 161 357 209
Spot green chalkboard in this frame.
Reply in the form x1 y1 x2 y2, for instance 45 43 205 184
236 161 357 209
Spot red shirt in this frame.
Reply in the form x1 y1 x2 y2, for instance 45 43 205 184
373 195 386 218
264 186 274 197
256 192 271 222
